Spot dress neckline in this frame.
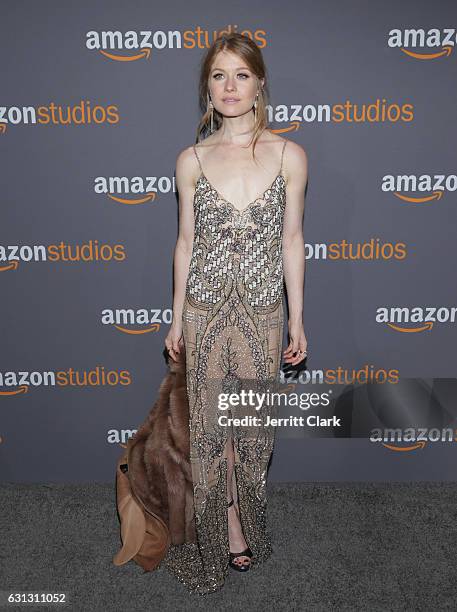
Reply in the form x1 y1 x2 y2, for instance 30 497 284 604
197 171 284 214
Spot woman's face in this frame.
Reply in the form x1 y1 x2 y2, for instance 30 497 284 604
208 50 264 118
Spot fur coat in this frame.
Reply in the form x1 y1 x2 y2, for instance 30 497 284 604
113 347 195 571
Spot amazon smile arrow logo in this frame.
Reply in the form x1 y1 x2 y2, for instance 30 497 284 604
0 261 19 272
0 385 28 396
271 121 301 134
114 324 160 334
387 322 433 333
99 47 151 61
107 193 156 205
400 45 453 60
382 440 426 451
394 190 443 203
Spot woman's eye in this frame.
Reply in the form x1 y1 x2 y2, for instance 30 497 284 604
213 73 249 79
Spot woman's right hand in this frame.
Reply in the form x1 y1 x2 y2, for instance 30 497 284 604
165 323 184 362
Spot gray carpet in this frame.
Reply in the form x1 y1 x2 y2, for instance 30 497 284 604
1 482 457 611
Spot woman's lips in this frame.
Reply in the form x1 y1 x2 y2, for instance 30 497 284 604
223 99 240 104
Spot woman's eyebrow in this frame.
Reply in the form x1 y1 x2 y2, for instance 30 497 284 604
211 67 251 72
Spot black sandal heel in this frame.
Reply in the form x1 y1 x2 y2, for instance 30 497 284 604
227 499 253 572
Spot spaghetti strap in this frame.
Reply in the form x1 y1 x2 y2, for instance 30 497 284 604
279 140 287 174
193 144 203 173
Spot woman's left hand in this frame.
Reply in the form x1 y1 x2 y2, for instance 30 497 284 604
283 320 308 365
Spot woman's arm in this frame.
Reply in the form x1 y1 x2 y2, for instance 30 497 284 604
165 147 196 361
282 141 308 365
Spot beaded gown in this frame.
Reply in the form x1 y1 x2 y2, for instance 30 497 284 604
162 138 288 594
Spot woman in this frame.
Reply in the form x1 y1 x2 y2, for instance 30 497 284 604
163 32 308 594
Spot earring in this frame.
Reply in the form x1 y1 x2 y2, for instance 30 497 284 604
207 93 214 133
254 91 259 123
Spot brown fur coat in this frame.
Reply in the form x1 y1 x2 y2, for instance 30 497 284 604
113 347 195 571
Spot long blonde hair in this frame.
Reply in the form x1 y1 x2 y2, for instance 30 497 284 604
194 33 270 159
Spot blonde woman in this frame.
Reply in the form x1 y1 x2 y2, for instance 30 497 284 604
164 32 308 594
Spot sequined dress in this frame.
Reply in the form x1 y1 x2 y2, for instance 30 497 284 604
162 139 288 594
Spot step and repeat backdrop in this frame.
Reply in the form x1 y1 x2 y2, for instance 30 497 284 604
1 1 457 482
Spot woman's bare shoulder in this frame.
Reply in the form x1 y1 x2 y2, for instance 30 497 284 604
265 130 307 157
279 138 308 185
283 138 308 162
175 144 203 194
176 143 198 164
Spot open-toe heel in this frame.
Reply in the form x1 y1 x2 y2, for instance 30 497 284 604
227 499 253 572
229 546 253 572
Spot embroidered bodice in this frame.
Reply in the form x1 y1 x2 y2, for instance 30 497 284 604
185 140 287 312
